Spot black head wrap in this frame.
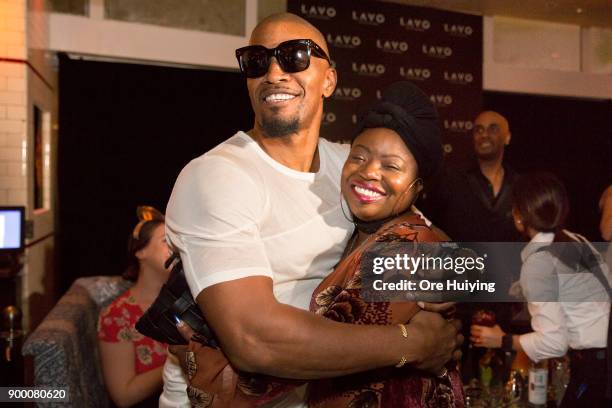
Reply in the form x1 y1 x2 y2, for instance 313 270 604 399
356 81 443 180
349 81 443 233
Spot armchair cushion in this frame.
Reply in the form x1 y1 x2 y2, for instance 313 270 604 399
22 276 132 408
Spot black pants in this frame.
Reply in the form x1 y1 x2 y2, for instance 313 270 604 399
561 348 610 408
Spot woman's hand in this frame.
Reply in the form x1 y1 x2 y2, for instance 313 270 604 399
470 324 504 348
168 319 197 372
98 339 164 407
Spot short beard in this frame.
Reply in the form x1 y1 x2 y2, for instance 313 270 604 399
476 149 503 162
260 112 300 138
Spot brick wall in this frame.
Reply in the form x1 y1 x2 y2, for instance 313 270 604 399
1 0 57 331
0 1 28 206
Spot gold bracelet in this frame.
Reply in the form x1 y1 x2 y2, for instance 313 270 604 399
396 324 409 368
395 356 407 368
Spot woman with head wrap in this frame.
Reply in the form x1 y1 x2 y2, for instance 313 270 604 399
306 81 464 407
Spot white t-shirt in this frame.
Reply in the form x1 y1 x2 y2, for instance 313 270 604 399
160 131 353 407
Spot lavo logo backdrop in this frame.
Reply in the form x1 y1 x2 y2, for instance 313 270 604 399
289 0 483 166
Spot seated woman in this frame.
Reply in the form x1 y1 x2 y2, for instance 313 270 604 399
470 173 611 407
98 207 170 407
172 81 464 407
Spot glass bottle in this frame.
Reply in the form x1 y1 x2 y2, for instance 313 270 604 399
528 359 548 407
471 309 497 388
549 357 570 407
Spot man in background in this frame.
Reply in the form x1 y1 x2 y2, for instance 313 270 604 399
421 110 523 382
423 110 520 243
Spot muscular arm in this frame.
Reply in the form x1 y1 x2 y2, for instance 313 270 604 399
169 157 459 379
98 340 163 407
197 276 458 379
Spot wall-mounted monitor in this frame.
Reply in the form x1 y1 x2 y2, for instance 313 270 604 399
0 207 25 251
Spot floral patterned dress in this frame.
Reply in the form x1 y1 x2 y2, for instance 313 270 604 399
98 290 167 374
179 214 464 408
308 213 465 408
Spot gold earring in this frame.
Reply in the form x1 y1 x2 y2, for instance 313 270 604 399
390 178 423 217
339 193 354 223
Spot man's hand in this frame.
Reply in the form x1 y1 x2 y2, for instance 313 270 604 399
194 276 464 378
470 324 504 349
405 310 463 375
417 301 456 317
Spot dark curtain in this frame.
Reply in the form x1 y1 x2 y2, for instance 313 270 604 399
483 91 612 240
57 55 253 291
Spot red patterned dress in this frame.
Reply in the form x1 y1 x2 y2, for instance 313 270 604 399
98 290 167 374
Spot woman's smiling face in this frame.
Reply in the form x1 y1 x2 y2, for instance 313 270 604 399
342 127 421 221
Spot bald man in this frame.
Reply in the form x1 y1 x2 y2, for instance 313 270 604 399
473 111 511 193
423 110 520 242
419 110 522 383
160 13 460 407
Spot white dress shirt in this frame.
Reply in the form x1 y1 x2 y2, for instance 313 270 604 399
518 230 611 363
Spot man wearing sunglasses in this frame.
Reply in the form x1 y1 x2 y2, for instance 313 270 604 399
161 13 461 408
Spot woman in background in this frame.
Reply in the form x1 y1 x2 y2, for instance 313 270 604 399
470 173 611 407
98 206 170 407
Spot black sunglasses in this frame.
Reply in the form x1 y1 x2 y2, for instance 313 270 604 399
235 39 330 78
